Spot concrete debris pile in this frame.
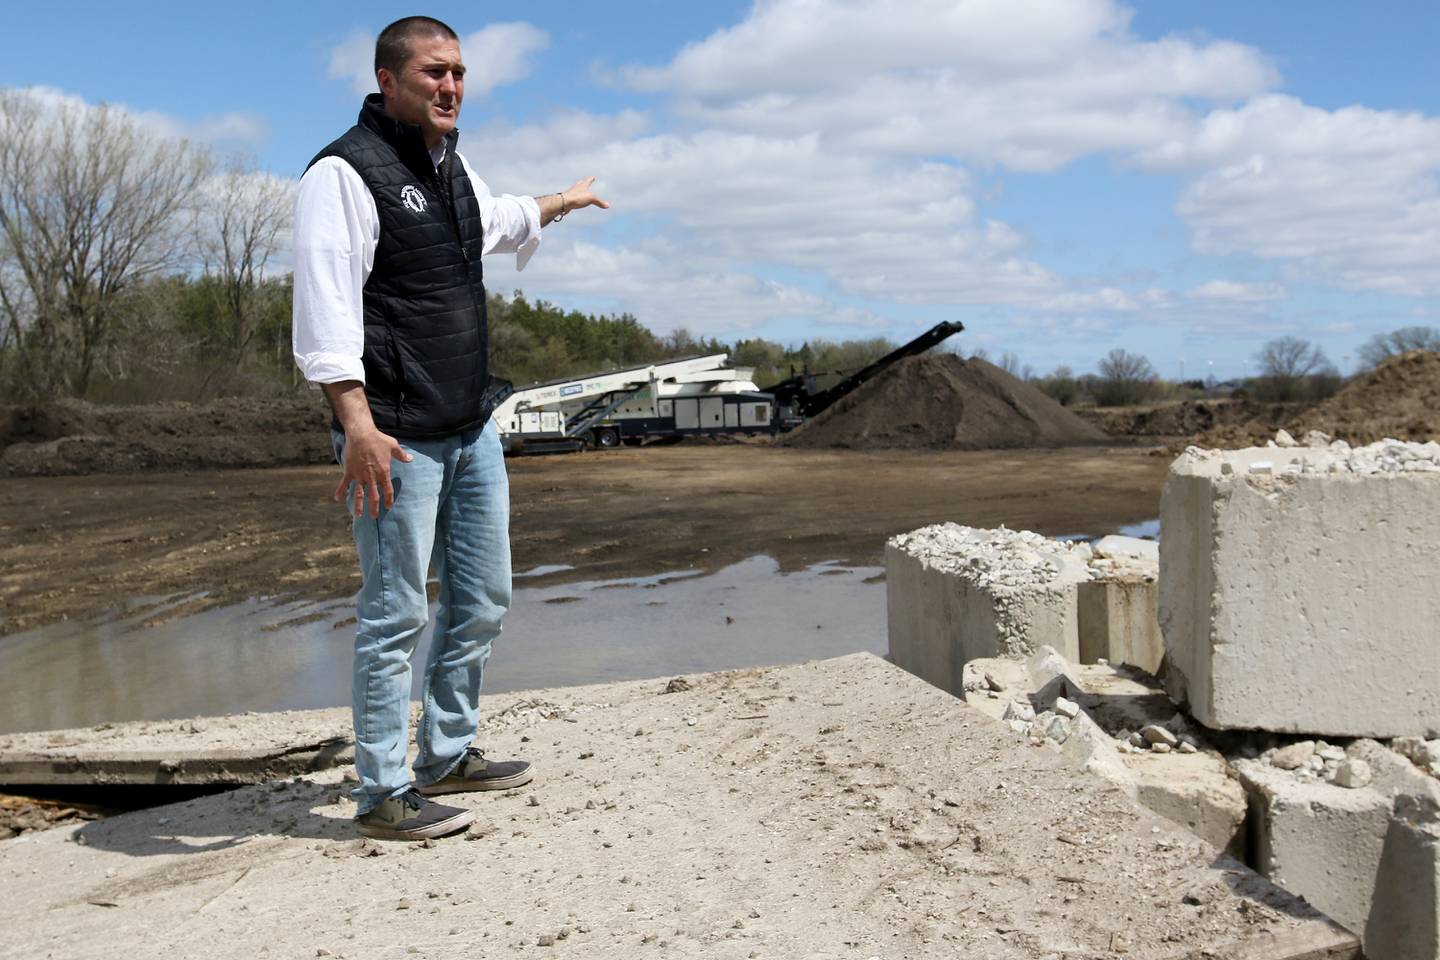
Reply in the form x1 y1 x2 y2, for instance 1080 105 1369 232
959 647 1248 855
1211 431 1440 476
887 524 1163 686
778 353 1107 450
888 432 1440 959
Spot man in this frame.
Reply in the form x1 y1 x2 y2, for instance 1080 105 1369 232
292 16 608 841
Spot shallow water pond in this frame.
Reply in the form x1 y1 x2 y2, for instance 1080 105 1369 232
0 556 886 734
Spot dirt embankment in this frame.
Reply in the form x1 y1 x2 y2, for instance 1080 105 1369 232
1075 398 1306 440
1077 351 1440 451
781 354 1106 450
0 395 334 477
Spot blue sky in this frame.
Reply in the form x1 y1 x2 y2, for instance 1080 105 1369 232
6 1 1439 380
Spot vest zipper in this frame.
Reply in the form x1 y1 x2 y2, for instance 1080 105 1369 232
439 152 488 415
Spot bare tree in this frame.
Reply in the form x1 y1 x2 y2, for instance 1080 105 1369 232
0 88 212 397
1357 326 1440 369
196 162 294 365
990 350 1034 380
1254 336 1332 402
1094 348 1157 406
1036 364 1081 405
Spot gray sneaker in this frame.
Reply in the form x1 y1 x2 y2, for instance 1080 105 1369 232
355 789 474 841
415 747 534 795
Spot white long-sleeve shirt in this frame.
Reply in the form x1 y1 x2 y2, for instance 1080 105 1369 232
291 145 541 385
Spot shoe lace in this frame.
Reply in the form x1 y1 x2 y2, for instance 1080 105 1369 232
399 789 427 813
464 746 487 761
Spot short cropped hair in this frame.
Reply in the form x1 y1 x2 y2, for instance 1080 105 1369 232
375 16 459 78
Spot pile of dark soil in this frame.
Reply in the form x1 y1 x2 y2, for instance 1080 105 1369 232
779 354 1107 450
0 395 333 476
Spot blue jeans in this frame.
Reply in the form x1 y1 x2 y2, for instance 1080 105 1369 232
332 420 511 815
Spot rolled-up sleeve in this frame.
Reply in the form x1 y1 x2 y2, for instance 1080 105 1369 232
457 151 542 271
291 157 377 385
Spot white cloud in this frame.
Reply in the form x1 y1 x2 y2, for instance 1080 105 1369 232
1145 95 1440 296
459 23 549 97
328 22 549 97
486 236 890 335
4 85 267 149
1186 280 1287 302
475 115 1077 311
328 30 375 95
324 3 1438 362
613 0 1277 171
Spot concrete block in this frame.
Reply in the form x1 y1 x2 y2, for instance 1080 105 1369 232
1366 795 1440 960
1236 758 1394 936
1077 578 1163 674
1160 443 1440 737
886 524 1087 697
1128 752 1246 855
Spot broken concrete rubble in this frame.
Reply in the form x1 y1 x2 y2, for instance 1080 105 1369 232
1160 440 1440 738
959 649 1244 854
887 524 1090 687
887 434 1440 958
887 525 1163 695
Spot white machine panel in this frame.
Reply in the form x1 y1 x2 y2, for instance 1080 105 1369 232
675 399 699 429
700 397 724 427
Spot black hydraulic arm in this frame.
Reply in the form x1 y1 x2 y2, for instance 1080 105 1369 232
782 319 965 417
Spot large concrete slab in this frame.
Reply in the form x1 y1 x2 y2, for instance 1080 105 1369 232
1161 442 1440 737
0 710 353 785
0 655 1355 959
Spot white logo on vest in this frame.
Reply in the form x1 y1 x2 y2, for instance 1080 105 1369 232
400 185 427 214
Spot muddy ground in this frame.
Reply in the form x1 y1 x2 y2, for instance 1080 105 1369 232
0 444 1168 637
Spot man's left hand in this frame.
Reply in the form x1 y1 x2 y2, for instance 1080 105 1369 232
541 177 610 225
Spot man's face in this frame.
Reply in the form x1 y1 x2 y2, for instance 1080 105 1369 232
378 33 465 148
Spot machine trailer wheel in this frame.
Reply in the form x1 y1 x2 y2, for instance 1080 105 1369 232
593 427 620 449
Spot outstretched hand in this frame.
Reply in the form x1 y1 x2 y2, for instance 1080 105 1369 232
561 176 610 213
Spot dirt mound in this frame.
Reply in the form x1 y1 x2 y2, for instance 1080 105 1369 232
0 395 334 476
1172 350 1440 451
779 354 1107 450
1298 350 1440 443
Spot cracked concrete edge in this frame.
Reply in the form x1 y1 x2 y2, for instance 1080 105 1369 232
0 737 355 785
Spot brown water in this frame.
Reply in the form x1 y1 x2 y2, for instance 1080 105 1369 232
0 556 886 734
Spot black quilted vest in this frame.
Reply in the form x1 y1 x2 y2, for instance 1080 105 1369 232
308 95 491 440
